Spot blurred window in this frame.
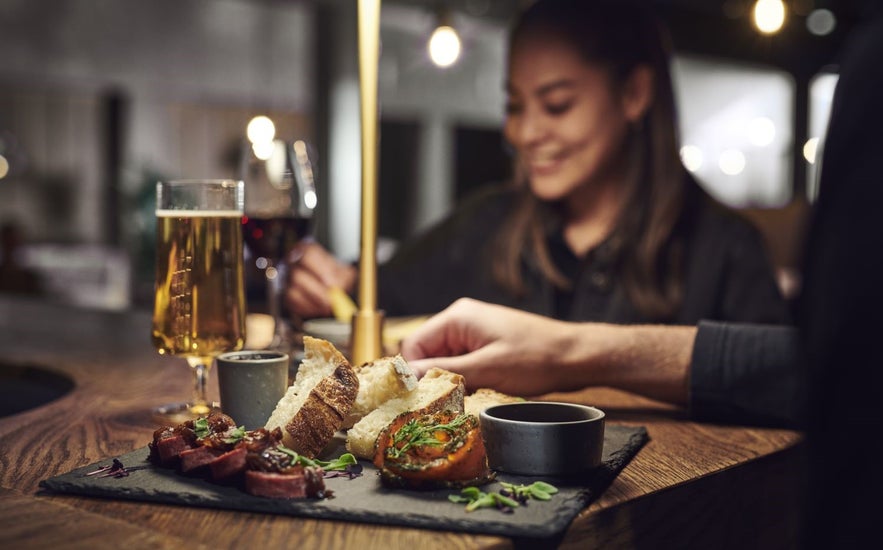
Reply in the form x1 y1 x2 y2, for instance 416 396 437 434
673 55 794 208
806 72 839 201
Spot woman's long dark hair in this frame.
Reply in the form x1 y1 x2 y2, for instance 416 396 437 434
493 0 689 320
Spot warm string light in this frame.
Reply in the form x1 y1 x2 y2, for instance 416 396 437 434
428 9 461 68
246 115 276 160
753 0 786 34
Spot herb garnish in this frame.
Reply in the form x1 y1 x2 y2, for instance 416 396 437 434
448 481 559 513
389 414 470 459
500 481 559 502
192 417 211 439
277 446 364 479
223 426 247 444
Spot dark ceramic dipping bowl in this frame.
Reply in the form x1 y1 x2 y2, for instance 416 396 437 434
480 402 605 476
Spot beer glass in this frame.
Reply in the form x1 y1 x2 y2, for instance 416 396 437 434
151 179 247 421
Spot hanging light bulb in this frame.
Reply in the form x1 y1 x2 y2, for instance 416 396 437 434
428 10 461 68
753 0 786 35
246 115 275 145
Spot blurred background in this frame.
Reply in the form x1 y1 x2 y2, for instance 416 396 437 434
0 0 862 311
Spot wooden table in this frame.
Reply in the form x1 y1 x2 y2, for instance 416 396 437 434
0 296 805 549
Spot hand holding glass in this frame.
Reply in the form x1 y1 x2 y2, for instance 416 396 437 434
151 179 247 421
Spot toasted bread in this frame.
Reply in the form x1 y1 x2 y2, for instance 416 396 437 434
464 388 524 418
265 336 358 457
345 367 465 459
343 354 418 429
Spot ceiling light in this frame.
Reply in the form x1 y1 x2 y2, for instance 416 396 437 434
246 115 276 145
428 8 461 68
753 0 786 35
429 25 461 67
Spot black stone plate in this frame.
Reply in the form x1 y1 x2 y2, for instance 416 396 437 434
40 424 648 542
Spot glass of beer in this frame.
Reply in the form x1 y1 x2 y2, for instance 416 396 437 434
151 179 247 422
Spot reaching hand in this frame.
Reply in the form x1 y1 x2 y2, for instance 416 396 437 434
283 241 357 320
400 298 585 396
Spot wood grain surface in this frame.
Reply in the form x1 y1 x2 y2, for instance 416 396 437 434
0 297 805 549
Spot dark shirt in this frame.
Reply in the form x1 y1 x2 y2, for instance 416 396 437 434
686 11 883 548
379 183 788 325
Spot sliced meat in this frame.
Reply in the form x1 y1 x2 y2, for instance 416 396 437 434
209 447 248 479
245 468 312 499
179 445 223 473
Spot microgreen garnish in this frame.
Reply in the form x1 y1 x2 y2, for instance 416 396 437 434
448 481 559 513
192 417 210 439
389 414 470 459
223 426 247 444
500 481 559 503
448 486 520 513
277 446 363 479
85 458 130 478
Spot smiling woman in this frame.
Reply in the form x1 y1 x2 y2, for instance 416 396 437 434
283 0 790 328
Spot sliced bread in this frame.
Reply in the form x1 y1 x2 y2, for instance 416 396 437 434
345 367 465 459
264 336 359 457
464 388 524 418
343 354 418 429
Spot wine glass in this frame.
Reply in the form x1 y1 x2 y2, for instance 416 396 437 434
241 139 317 351
151 179 247 423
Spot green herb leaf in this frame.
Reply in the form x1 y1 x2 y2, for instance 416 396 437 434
223 426 247 444
465 493 496 512
314 452 359 471
192 417 210 439
531 481 559 494
492 492 520 508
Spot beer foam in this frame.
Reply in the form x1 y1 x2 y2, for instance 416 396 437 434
156 209 242 218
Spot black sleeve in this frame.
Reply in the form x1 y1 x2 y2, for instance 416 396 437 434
717 221 791 325
689 320 803 428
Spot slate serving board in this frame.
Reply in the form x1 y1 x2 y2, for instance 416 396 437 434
40 424 648 541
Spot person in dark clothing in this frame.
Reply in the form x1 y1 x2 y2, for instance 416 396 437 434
284 0 788 326
401 7 883 548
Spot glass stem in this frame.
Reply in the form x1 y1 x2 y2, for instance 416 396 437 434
187 357 212 415
267 261 288 349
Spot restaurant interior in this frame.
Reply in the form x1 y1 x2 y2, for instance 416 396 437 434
0 1 875 547
0 0 862 311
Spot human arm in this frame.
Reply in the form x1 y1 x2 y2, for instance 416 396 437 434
401 298 804 427
283 241 357 319
400 298 695 405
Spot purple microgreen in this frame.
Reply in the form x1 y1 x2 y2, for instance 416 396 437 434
85 458 129 478
322 463 363 480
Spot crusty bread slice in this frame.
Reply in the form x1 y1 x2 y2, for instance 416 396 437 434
464 388 524 418
345 367 465 460
264 336 358 457
342 354 418 429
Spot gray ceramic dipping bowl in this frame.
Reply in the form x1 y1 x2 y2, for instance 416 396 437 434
479 402 605 476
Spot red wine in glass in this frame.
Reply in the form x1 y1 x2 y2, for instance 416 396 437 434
242 215 312 262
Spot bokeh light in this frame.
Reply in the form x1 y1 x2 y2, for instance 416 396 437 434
428 26 461 68
719 149 746 176
754 0 786 34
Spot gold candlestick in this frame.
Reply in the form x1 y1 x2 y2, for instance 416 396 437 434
351 0 384 366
